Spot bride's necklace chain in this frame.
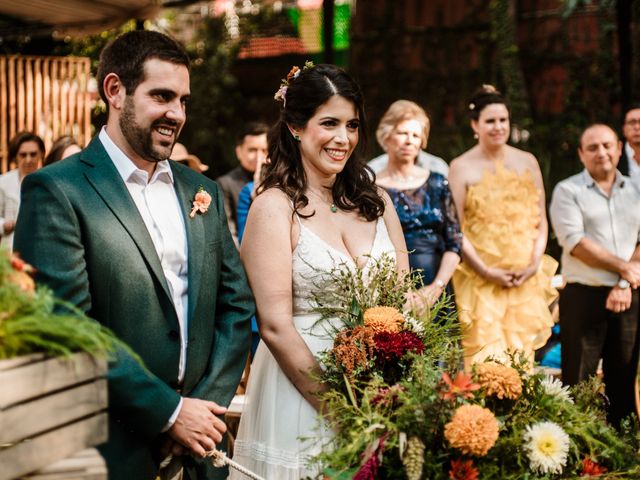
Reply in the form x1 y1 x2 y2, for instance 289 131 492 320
306 188 338 213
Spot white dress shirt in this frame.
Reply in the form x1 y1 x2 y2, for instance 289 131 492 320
100 128 189 378
0 169 22 250
550 169 640 287
100 129 188 428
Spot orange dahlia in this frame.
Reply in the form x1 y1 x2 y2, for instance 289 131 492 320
474 362 522 400
363 306 404 334
444 404 499 456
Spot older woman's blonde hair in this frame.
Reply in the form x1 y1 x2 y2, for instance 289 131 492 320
376 100 430 151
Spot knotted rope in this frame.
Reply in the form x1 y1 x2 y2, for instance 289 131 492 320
158 451 265 480
207 448 265 480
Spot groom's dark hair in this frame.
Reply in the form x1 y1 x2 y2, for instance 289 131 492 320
97 30 190 105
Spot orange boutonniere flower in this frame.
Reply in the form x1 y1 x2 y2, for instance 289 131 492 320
189 187 212 218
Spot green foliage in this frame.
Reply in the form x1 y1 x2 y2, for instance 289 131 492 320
0 251 131 361
178 16 242 177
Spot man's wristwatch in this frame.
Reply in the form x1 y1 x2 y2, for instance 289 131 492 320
617 279 631 289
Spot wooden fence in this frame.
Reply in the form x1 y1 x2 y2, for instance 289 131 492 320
0 55 93 173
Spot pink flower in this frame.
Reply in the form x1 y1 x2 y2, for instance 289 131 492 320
189 188 212 218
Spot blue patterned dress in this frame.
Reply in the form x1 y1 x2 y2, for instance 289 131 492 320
384 172 462 288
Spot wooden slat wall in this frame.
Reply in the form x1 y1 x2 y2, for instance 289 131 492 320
0 55 92 173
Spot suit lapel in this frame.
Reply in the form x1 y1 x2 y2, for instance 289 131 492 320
171 165 205 324
81 137 173 303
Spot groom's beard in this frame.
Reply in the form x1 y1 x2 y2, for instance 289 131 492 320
120 96 178 162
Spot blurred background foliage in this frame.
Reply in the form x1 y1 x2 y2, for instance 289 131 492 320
1 0 638 247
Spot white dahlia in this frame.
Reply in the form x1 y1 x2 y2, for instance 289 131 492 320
540 375 574 404
523 421 571 475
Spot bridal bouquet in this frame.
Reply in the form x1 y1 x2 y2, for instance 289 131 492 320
311 253 640 480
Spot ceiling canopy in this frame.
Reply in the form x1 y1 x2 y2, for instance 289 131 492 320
0 0 198 39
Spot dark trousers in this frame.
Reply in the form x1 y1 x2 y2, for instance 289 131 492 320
559 283 640 426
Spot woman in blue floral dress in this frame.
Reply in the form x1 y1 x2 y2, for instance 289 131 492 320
375 100 462 312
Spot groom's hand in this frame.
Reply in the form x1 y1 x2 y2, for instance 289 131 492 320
168 397 228 457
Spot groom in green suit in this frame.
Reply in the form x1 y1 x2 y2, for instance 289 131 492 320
14 31 254 479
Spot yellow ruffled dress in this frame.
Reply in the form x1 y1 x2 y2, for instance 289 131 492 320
452 162 558 367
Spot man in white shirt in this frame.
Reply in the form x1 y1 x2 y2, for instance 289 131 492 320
14 30 253 480
0 131 44 250
549 123 640 428
619 104 640 178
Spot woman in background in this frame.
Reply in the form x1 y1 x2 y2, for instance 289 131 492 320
43 135 81 166
448 85 557 367
375 100 461 312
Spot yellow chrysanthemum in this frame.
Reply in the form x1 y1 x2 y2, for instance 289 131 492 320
475 362 523 400
444 404 499 456
363 306 404 333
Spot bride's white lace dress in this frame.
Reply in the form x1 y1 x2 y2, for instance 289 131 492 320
230 216 396 479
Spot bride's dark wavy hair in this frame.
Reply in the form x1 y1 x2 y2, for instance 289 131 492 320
259 63 384 221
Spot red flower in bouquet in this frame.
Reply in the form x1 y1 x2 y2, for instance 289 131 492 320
580 457 607 477
449 459 480 480
440 372 481 401
374 331 424 363
354 434 387 480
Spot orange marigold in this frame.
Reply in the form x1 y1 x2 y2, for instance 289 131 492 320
333 326 376 375
444 404 499 456
363 306 404 334
474 362 522 400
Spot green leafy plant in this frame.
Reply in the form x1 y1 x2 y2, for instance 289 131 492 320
0 251 130 360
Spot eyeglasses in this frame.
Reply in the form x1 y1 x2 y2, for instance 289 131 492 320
625 119 640 127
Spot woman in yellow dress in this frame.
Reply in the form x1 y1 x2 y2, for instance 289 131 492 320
448 85 557 367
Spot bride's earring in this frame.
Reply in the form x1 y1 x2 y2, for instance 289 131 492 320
473 132 479 140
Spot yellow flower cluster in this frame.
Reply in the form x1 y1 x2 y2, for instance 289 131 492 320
444 404 499 456
363 306 404 334
475 362 523 400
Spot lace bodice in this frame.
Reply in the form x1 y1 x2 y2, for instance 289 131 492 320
292 216 396 315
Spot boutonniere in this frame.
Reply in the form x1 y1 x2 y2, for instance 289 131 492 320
189 186 212 218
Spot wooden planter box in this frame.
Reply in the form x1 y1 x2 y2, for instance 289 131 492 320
0 353 108 480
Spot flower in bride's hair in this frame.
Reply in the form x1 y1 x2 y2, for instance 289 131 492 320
332 326 375 375
468 103 475 111
286 65 300 81
363 306 404 333
444 404 499 456
273 85 287 103
474 362 522 400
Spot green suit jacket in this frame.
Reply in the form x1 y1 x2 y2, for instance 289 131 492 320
14 136 254 479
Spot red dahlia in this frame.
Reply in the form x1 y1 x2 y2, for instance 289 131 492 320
374 331 424 363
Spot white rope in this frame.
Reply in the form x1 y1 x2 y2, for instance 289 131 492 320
206 448 266 480
159 449 264 480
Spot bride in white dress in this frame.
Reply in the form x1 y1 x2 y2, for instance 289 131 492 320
230 63 409 479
